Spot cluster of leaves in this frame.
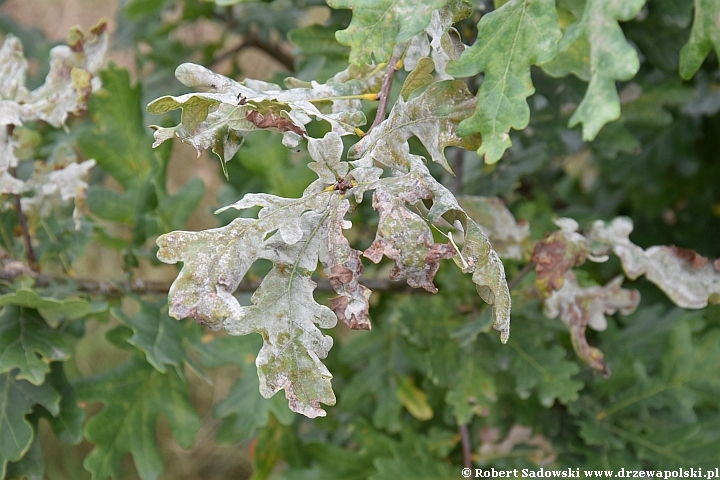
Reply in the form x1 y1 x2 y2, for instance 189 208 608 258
1 0 720 478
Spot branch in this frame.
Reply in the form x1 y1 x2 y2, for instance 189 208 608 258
507 261 536 291
459 423 473 469
366 55 400 135
5 125 37 271
211 33 295 72
0 263 421 297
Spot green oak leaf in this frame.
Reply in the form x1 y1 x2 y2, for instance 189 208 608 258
446 0 561 163
349 80 480 173
679 0 720 79
542 0 646 141
327 0 447 65
509 332 582 407
445 356 496 424
5 431 42 480
112 296 185 374
75 357 200 480
579 320 720 467
211 336 295 443
0 288 90 327
79 65 158 191
0 306 74 385
0 371 60 478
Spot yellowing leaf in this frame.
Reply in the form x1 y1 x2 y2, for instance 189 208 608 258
446 0 561 163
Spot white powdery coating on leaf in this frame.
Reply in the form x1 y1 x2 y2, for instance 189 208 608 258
587 217 720 309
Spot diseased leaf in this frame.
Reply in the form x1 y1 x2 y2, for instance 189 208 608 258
0 306 74 385
446 0 561 163
458 195 530 260
400 57 435 100
679 0 720 79
532 218 589 296
20 145 95 229
147 63 369 164
75 358 200 480
477 424 556 466
363 171 456 293
0 371 60 478
327 0 448 65
157 187 352 417
0 20 107 128
586 217 720 309
349 80 480 173
542 0 646 140
544 272 640 374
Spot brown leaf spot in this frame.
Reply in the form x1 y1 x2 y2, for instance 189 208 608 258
245 109 306 136
668 245 708 269
532 234 587 296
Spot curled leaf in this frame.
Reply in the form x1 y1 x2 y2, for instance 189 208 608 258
587 217 720 309
532 218 589 296
544 272 639 375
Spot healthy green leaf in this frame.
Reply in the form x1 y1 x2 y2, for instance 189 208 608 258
542 0 646 140
75 357 200 480
446 0 561 163
0 305 74 385
112 296 186 373
679 0 720 79
0 371 60 478
79 65 156 191
327 0 447 65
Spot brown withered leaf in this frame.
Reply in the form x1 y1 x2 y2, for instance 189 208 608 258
532 218 589 296
363 172 456 293
478 424 556 467
544 272 639 375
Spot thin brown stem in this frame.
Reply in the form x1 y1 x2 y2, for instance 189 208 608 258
459 423 472 469
366 55 400 135
451 147 465 194
6 124 37 271
507 261 536 291
0 267 420 297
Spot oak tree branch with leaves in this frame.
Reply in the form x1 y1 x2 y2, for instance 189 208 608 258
1 0 720 478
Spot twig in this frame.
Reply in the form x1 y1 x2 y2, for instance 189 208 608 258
0 268 420 297
507 261 536 291
6 124 37 271
451 147 465 194
366 55 400 134
459 424 472 469
210 33 295 72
